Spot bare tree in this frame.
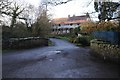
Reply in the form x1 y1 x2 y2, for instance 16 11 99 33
0 0 25 29
19 4 35 28
41 0 72 6
0 0 11 15
9 2 25 29
0 0 11 25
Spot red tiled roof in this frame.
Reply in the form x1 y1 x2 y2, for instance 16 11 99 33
52 18 68 22
53 20 87 25
52 15 88 25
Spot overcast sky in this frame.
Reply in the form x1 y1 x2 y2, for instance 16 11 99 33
52 0 96 18
24 0 99 21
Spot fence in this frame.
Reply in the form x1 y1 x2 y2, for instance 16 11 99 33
92 31 120 45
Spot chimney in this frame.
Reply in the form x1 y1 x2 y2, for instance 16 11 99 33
73 14 75 17
68 15 70 18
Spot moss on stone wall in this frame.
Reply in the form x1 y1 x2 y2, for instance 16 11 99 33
90 39 120 64
3 37 49 49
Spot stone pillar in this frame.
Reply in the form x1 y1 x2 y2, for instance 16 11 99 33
63 28 65 34
55 29 57 34
58 29 60 34
67 28 70 33
65 28 68 33
52 29 55 34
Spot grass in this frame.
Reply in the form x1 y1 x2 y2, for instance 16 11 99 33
75 43 82 46
2 48 19 53
51 34 94 48
48 40 54 46
56 36 71 41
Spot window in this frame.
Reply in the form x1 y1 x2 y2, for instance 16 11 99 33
59 24 61 26
70 23 73 26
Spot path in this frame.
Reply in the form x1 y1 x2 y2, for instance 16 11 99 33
2 38 119 78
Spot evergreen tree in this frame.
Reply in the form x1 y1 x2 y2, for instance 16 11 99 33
94 0 120 21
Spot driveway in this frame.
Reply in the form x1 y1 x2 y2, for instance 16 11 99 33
2 38 119 78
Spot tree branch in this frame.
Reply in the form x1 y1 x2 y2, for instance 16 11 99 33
47 0 73 6
1 11 12 16
18 17 27 20
17 8 25 16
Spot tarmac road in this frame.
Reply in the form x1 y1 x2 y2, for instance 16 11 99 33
2 38 119 78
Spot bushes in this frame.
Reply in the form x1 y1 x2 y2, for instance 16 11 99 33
12 23 32 38
2 23 32 40
52 33 77 42
80 21 119 33
80 21 96 33
75 37 89 46
96 21 118 31
53 33 94 47
2 25 12 39
75 36 93 46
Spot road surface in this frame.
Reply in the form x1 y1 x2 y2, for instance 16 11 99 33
2 38 119 78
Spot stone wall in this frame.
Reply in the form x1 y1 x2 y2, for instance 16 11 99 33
90 39 120 63
3 37 49 49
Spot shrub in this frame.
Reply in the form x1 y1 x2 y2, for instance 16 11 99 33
80 21 96 33
97 21 118 31
75 35 94 46
80 21 119 33
2 25 12 40
2 22 32 39
75 37 88 46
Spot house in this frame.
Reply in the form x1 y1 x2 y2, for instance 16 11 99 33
51 14 90 34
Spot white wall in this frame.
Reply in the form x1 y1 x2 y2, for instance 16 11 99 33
53 24 80 29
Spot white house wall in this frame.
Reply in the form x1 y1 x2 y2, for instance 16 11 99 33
53 24 80 29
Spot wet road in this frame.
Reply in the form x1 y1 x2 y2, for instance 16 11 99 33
2 38 119 78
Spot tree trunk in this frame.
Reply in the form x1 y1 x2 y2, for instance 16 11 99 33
10 16 16 30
